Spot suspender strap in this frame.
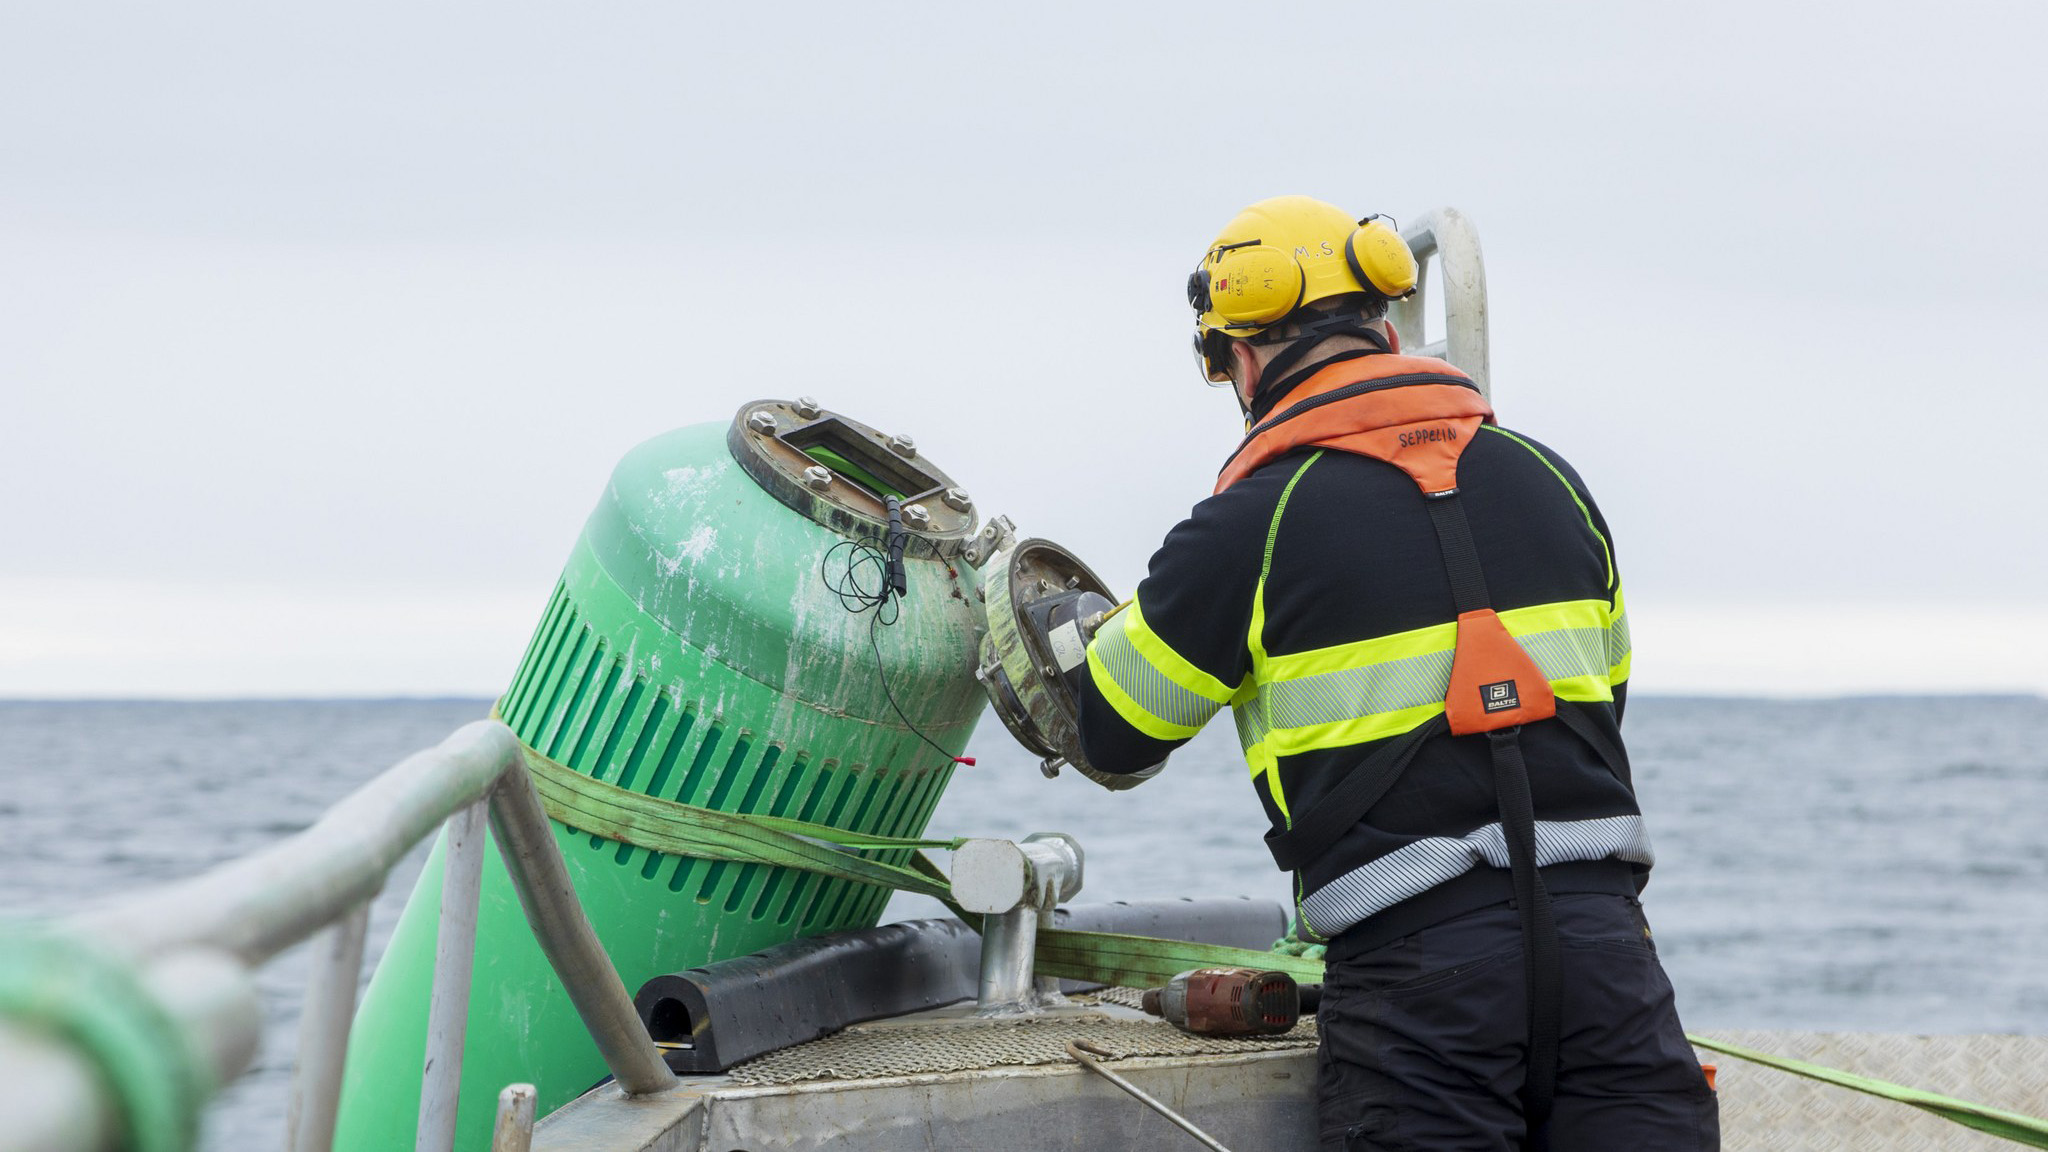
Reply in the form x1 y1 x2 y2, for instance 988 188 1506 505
1276 481 1573 1126
1424 491 1491 613
1554 700 1634 792
1489 727 1562 1129
1432 488 1564 1126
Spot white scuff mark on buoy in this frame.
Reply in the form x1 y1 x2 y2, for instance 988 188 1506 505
680 524 717 563
661 465 705 495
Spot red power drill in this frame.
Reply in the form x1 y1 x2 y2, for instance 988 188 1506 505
1138 967 1318 1037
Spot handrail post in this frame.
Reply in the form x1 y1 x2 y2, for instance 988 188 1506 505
490 1084 536 1152
416 799 490 1152
486 759 677 1096
1 721 679 1151
286 902 371 1152
1392 207 1491 398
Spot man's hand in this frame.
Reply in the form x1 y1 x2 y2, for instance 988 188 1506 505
1028 590 1167 790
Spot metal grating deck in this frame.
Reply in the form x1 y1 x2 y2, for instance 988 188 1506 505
728 1001 1317 1086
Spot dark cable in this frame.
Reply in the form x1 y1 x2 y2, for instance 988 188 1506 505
817 514 975 767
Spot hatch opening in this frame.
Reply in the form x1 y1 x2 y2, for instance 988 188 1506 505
782 418 944 506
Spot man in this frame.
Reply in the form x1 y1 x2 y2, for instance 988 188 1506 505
1070 196 1718 1150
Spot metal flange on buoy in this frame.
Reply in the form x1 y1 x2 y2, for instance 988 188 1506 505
972 527 1119 780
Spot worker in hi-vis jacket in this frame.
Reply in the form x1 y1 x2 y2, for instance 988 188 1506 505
1067 196 1718 1150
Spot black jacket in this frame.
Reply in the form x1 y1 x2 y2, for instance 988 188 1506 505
1075 425 1646 954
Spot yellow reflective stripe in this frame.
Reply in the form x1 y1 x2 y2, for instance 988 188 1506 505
1243 451 1325 822
1267 699 1447 757
1249 451 1325 669
1551 673 1613 703
1261 600 1608 685
1264 619 1458 681
1119 600 1235 704
1085 606 1226 741
1253 598 1623 756
1087 642 1206 741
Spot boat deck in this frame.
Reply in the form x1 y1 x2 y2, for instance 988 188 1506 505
536 1006 2048 1151
536 997 1318 1151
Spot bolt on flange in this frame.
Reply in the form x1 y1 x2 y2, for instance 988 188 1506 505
794 396 823 420
903 503 932 527
942 487 973 512
801 465 834 490
746 410 779 434
887 434 917 458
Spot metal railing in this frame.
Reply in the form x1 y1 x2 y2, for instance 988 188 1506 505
0 719 677 1152
1389 207 1491 398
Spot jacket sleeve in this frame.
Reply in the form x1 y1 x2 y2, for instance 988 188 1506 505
1073 473 1277 773
1502 429 1631 725
1553 450 1630 723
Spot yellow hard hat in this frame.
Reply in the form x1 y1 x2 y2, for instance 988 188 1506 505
1188 196 1418 383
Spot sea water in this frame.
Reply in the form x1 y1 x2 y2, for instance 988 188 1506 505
3 695 2045 1149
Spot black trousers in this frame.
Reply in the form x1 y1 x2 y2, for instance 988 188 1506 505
1317 893 1719 1151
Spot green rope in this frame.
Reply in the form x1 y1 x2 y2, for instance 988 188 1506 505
1689 1034 2048 1148
0 924 215 1152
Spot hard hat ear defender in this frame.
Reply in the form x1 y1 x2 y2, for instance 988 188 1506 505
1188 204 1421 388
1344 215 1420 298
1202 242 1307 328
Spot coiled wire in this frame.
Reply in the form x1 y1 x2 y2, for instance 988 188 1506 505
819 531 973 766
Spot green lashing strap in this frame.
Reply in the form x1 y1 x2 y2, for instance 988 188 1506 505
1034 929 1326 987
0 925 214 1152
901 854 1327 987
1689 1035 2048 1148
521 735 1334 988
519 741 960 901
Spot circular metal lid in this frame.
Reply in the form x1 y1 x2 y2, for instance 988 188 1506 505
975 536 1117 776
727 397 978 555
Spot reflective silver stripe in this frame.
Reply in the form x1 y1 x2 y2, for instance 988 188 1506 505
1518 625 1610 682
1092 616 1225 730
1233 694 1269 751
1255 623 1611 741
1608 611 1631 669
1297 815 1654 939
1262 648 1454 730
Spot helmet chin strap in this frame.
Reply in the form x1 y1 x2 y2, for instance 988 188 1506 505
1242 318 1391 423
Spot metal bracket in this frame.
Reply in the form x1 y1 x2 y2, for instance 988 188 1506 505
950 833 1084 1015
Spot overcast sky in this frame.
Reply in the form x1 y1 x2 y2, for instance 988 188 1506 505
3 1 2043 697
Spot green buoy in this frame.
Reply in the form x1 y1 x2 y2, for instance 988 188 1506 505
334 400 987 1150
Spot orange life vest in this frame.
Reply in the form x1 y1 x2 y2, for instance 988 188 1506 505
1218 353 1556 736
